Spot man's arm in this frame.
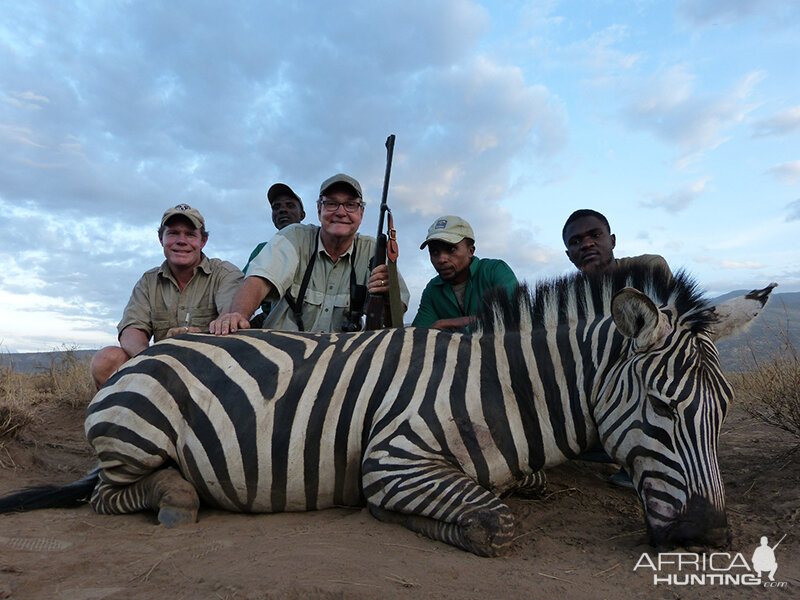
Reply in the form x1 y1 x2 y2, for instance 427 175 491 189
119 326 150 358
209 276 273 334
411 286 439 328
213 261 246 313
430 316 474 331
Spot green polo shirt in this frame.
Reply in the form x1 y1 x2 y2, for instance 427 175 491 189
412 257 518 328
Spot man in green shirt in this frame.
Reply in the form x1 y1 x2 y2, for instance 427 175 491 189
243 183 306 326
412 215 518 331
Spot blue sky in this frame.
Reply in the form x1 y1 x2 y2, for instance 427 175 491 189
2 0 799 352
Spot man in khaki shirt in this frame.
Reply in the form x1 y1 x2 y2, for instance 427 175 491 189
562 208 672 488
210 173 409 334
90 204 244 388
562 209 671 275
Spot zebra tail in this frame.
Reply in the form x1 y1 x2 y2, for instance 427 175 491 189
0 466 99 513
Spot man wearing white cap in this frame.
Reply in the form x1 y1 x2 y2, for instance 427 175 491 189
413 215 517 331
90 204 244 388
210 173 409 334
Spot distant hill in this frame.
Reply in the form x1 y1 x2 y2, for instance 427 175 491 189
713 290 800 371
0 349 96 374
1 290 797 374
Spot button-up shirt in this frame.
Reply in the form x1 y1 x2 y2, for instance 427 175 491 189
247 223 410 332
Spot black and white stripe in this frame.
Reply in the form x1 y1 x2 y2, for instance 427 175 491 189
2 265 773 556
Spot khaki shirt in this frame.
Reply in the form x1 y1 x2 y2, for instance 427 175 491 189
118 255 244 342
247 223 410 332
614 254 673 277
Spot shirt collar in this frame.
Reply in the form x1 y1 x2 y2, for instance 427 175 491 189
158 254 210 282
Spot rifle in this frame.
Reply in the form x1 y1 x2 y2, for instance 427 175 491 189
364 135 400 329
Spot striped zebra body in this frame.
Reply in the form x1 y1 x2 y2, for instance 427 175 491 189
2 265 774 556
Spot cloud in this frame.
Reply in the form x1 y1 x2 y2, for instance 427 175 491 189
751 105 800 137
786 199 800 221
0 1 571 350
562 25 641 74
677 0 800 27
639 176 713 213
693 255 764 269
621 66 762 161
764 161 800 184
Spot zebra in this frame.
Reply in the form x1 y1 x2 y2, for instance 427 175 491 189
0 265 774 557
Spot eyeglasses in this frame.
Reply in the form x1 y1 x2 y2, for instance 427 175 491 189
318 199 365 213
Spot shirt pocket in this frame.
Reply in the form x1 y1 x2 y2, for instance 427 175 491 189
151 310 174 342
188 307 218 331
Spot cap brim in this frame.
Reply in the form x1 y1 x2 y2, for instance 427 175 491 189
420 233 466 249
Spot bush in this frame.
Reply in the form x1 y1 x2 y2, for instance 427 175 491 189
0 347 94 440
730 327 800 442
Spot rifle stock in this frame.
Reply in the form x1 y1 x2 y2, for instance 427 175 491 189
364 135 396 330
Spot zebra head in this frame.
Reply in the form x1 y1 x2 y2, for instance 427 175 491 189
595 282 776 549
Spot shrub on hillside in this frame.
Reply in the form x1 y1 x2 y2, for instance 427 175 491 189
730 326 800 443
0 347 94 441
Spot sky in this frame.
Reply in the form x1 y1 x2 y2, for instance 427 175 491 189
2 0 799 353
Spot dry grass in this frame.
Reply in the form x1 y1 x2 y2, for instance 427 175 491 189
0 347 94 441
729 326 800 443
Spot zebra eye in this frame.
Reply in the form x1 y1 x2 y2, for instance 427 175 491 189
649 395 674 418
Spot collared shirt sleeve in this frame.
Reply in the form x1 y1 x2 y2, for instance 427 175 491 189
117 269 159 340
616 254 674 279
246 227 304 300
212 260 245 312
242 242 267 275
490 260 518 297
412 284 440 328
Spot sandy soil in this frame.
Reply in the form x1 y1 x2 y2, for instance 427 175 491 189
0 399 797 600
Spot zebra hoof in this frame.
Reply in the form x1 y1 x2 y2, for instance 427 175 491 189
158 505 197 528
461 508 515 557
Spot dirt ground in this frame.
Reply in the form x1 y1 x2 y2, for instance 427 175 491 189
0 398 797 600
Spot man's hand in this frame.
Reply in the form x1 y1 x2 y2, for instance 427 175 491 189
209 276 272 335
368 264 390 295
165 325 203 338
209 312 251 335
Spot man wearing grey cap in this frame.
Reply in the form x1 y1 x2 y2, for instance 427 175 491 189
90 204 244 388
412 215 517 331
210 173 409 334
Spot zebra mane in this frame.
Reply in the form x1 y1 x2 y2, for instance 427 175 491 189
475 263 714 336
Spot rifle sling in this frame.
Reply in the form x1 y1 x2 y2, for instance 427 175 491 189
387 261 403 327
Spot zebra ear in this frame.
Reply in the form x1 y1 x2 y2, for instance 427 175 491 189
612 287 669 350
707 282 777 342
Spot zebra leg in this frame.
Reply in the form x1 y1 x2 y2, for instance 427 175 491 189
364 464 516 556
369 500 515 557
510 470 548 499
90 468 200 528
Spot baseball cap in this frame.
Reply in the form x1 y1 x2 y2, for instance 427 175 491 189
319 173 363 198
160 204 205 230
267 183 302 205
420 215 475 249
